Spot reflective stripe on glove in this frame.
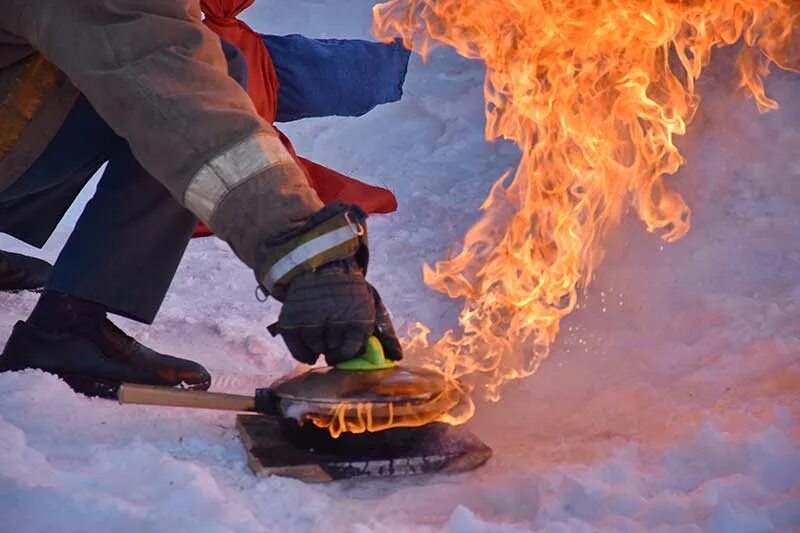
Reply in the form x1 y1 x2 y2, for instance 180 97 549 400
257 201 368 300
273 259 402 365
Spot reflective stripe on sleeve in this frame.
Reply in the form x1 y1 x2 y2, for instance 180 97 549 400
183 132 295 223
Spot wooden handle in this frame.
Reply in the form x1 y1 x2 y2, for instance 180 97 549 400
118 383 256 412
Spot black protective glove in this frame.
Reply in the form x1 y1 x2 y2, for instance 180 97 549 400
368 283 403 363
274 259 402 365
258 202 402 365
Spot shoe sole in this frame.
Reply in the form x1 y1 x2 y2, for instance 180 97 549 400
60 373 120 398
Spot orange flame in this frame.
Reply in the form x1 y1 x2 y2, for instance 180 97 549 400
306 377 472 438
366 0 800 407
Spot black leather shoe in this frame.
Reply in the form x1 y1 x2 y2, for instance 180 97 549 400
0 319 211 397
0 251 52 291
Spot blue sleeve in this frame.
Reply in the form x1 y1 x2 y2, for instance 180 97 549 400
262 34 410 122
220 39 248 90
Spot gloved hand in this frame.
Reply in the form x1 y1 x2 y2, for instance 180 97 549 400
258 202 402 365
275 259 402 365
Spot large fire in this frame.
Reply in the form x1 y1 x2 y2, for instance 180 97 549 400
311 1 799 437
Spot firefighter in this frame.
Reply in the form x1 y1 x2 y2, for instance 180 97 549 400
0 0 401 396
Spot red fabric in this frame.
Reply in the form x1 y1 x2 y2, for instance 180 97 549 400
298 156 397 214
195 0 397 238
202 0 279 121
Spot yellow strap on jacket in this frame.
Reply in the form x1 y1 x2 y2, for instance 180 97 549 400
0 54 59 160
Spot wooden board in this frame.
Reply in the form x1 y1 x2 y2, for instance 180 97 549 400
236 414 492 482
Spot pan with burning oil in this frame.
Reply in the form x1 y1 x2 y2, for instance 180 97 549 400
266 365 461 425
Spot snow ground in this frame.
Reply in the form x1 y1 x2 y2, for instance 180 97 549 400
1 1 799 531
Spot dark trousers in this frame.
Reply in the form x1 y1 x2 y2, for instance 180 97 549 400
0 40 248 324
0 95 196 323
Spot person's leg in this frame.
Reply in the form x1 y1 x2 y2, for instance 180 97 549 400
47 140 197 323
0 97 209 395
0 37 248 294
0 95 119 244
0 95 115 290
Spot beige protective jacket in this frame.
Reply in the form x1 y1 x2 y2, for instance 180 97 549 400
0 0 323 268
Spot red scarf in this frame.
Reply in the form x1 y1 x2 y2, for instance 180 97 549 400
194 0 397 237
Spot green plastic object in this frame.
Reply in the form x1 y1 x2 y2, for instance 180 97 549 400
335 336 396 371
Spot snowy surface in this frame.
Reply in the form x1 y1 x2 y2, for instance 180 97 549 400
1 1 799 531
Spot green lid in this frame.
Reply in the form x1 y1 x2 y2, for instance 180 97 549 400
335 336 396 371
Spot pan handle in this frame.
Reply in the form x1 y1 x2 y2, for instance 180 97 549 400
118 383 256 412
